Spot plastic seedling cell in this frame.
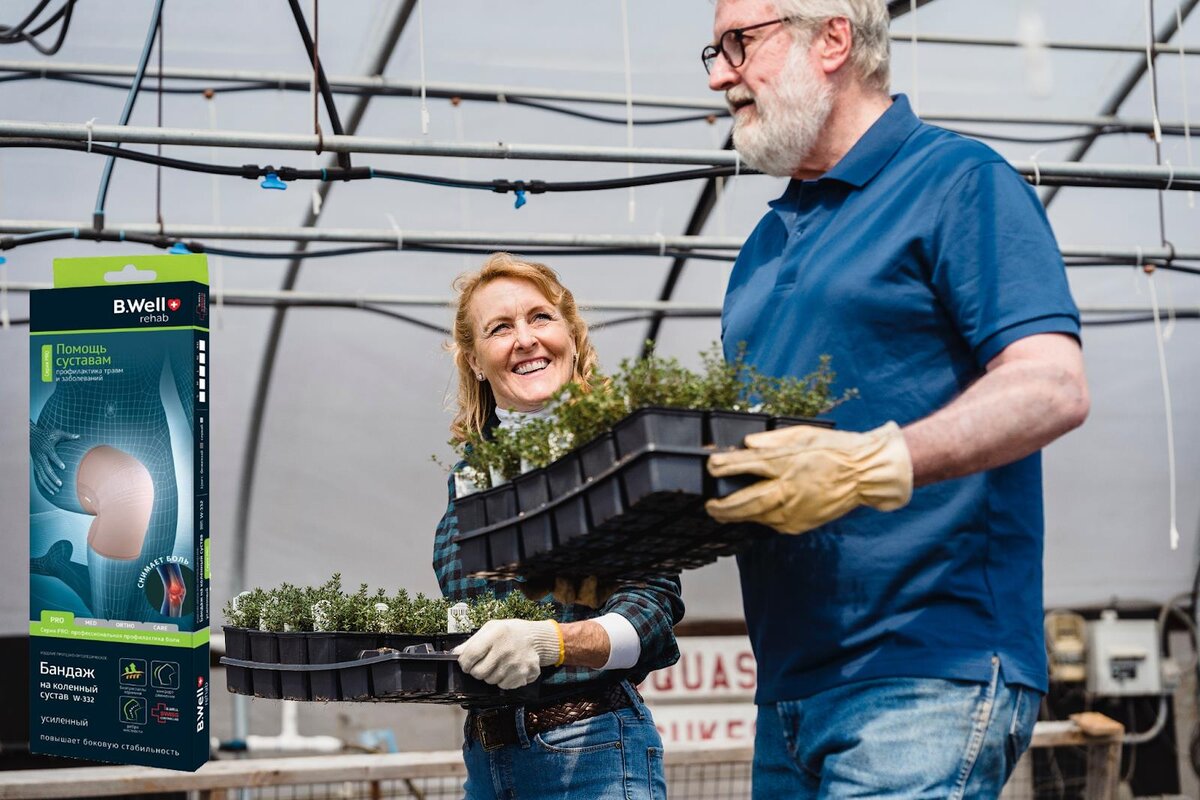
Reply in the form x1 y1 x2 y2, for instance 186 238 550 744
457 530 491 576
519 513 555 565
490 522 522 570
546 452 584 496
435 632 471 652
513 470 550 512
770 416 836 431
277 632 311 701
455 493 487 536
613 408 705 456
247 631 281 699
551 496 590 550
578 432 624 531
222 627 252 695
305 632 340 700
339 660 372 701
484 484 517 523
620 451 705 508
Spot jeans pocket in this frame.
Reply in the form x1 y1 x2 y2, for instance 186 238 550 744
1004 688 1039 770
647 746 666 800
534 712 622 754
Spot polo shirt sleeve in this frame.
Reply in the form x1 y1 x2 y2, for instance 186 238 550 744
929 160 1081 366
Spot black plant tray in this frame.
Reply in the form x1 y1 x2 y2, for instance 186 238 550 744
452 408 832 582
221 631 541 706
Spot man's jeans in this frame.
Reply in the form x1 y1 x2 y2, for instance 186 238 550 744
462 682 667 800
753 658 1039 799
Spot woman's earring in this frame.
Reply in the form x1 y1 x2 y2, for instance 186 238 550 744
476 371 484 381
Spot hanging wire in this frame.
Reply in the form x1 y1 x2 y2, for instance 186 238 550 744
92 0 166 231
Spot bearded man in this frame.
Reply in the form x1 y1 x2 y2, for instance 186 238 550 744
702 1 1090 796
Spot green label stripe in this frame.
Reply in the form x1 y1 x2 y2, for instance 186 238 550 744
40 345 53 382
30 326 209 336
204 538 211 580
53 254 209 288
31 611 209 649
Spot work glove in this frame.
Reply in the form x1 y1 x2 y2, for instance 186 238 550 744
29 420 80 497
519 575 619 609
454 618 564 690
705 421 913 535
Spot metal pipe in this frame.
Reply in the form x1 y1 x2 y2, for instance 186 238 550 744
9 120 1200 183
1 61 1194 135
4 220 1200 263
0 119 739 164
889 31 1200 56
0 59 727 111
4 280 1189 318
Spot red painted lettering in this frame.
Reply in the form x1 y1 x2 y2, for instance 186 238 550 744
737 652 757 690
681 653 703 691
712 654 730 690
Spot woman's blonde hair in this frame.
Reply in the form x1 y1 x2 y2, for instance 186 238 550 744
449 253 598 442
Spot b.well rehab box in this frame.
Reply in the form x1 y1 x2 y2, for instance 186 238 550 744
29 254 210 771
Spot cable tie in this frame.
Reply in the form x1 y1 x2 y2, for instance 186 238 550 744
84 117 97 153
1028 148 1046 187
1135 245 1144 270
321 167 328 182
496 93 507 105
385 213 404 250
655 232 666 257
119 230 125 242
1164 159 1174 191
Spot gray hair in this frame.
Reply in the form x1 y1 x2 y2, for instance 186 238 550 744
773 0 891 92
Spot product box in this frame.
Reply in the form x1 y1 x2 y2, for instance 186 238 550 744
28 255 210 771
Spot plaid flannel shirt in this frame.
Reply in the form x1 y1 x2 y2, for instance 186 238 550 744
433 465 684 688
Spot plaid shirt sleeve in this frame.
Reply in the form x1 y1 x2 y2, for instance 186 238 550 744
433 465 685 688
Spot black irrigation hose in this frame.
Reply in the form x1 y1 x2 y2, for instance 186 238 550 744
0 72 732 126
0 137 753 195
0 0 76 55
285 0 350 170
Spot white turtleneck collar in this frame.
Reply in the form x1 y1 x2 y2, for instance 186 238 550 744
495 404 555 430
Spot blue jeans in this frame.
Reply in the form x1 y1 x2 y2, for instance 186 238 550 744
462 682 666 800
753 657 1039 799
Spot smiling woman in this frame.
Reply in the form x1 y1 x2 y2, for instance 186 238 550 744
431 252 683 800
449 252 598 438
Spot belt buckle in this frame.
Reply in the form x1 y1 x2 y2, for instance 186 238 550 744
474 709 504 753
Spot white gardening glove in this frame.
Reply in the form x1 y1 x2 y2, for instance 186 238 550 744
454 619 564 690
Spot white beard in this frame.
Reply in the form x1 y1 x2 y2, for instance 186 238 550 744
728 44 834 177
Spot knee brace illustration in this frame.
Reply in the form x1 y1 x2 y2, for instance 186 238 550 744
156 562 186 617
76 446 154 561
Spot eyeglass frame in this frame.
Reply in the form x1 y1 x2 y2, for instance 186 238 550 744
701 16 801 75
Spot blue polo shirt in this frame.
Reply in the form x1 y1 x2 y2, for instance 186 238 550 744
724 95 1079 703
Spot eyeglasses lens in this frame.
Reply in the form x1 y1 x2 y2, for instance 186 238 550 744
722 30 745 68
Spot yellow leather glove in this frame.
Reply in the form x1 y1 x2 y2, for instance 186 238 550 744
705 422 914 534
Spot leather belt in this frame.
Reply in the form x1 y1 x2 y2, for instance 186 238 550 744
469 683 636 752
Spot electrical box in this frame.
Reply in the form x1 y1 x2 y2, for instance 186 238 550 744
1086 611 1162 696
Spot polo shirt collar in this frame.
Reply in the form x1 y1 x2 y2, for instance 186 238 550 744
768 93 920 212
822 94 920 188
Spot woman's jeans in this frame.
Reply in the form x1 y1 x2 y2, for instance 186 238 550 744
753 658 1040 799
462 682 667 800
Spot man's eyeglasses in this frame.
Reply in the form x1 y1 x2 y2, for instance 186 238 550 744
702 17 796 75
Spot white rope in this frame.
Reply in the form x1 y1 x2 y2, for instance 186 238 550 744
1179 6 1196 209
417 0 430 135
1144 0 1163 143
910 0 919 115
620 0 636 223
1146 272 1180 550
1164 158 1175 191
0 257 9 331
385 213 404 251
655 231 667 257
84 117 97 153
453 100 472 269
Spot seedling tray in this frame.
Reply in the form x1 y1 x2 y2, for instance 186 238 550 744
453 408 833 581
220 629 538 706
